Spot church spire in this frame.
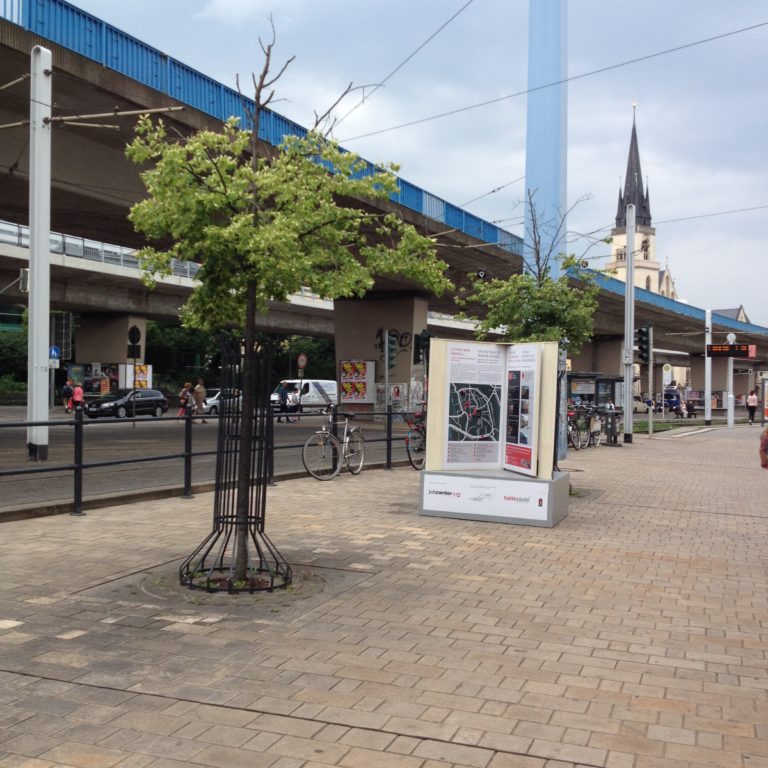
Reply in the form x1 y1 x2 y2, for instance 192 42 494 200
615 107 652 227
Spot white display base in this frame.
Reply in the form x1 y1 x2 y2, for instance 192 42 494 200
421 469 569 528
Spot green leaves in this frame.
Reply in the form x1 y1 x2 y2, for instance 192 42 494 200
126 117 451 330
462 270 599 354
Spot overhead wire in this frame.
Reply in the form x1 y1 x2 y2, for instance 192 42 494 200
333 0 476 129
340 21 768 143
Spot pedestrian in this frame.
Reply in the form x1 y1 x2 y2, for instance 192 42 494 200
193 378 207 423
62 378 73 412
70 381 84 413
177 382 193 417
760 425 768 469
746 389 758 425
286 387 300 423
276 381 288 423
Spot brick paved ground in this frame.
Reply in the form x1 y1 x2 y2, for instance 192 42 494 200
0 425 766 768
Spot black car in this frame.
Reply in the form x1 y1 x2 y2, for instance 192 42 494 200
85 389 169 419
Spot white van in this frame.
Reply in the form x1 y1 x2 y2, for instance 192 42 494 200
271 379 337 413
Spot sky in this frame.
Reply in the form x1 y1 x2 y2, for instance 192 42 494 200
67 0 768 327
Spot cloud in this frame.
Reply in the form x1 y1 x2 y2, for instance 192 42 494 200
195 0 304 25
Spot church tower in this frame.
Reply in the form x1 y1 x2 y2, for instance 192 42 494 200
605 113 676 298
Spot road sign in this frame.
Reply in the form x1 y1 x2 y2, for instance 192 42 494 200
49 345 60 359
297 352 308 370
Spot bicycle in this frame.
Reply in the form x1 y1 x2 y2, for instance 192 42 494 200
578 404 603 447
302 405 365 480
567 407 584 450
406 405 427 470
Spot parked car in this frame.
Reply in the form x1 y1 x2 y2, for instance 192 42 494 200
633 396 652 414
203 388 242 415
85 389 168 419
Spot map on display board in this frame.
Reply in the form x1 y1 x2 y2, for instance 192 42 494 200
426 339 558 480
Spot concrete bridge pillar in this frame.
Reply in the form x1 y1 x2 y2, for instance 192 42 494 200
334 295 428 412
569 339 623 376
74 314 146 364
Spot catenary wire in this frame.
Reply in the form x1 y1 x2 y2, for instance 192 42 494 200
333 0 476 129
340 21 768 143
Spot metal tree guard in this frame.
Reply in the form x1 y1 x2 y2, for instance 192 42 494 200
179 335 291 593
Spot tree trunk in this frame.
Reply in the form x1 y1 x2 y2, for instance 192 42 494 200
233 279 257 581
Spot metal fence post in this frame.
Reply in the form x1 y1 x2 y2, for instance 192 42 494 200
386 405 393 469
71 408 85 516
182 409 193 497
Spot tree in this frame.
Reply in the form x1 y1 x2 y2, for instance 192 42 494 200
125 29 451 582
461 192 599 354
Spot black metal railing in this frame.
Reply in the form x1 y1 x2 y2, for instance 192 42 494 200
0 405 416 518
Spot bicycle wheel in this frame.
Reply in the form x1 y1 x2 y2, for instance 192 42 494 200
578 422 590 449
345 427 365 475
302 432 342 480
568 425 581 451
406 426 426 469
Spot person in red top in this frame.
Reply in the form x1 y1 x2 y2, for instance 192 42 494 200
71 382 84 412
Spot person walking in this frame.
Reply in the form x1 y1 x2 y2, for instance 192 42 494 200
70 381 84 413
746 389 758 425
177 382 193 417
276 381 289 423
193 378 207 423
286 386 300 423
62 378 74 412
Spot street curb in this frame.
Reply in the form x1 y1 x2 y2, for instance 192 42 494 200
0 461 412 524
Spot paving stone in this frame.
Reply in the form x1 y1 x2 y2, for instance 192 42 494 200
0 429 765 768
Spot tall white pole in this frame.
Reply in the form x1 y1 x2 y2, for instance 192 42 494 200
27 46 52 461
622 204 636 442
726 332 735 429
704 310 712 425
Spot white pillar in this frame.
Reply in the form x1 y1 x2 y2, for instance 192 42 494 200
524 0 567 279
704 310 712 425
622 205 635 442
27 46 52 461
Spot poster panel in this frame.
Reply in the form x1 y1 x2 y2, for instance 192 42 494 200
423 473 549 522
503 343 541 477
443 342 504 469
339 360 375 404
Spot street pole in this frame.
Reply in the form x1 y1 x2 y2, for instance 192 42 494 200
622 204 635 443
647 326 654 438
704 310 712 426
26 46 52 461
384 329 390 410
726 333 735 429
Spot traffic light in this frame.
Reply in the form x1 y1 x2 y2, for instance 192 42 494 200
413 329 432 364
634 325 651 365
387 331 399 369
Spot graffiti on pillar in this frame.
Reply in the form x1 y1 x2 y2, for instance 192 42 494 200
375 327 412 364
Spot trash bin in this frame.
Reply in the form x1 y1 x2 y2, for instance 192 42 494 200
602 408 620 445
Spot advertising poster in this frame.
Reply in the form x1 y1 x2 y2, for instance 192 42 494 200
340 359 375 404
423 473 549 522
503 343 541 477
444 342 504 468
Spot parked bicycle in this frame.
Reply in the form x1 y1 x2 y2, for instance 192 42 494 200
302 405 365 480
567 407 587 450
406 404 427 470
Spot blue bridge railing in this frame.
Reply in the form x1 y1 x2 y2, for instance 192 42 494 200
2 0 523 259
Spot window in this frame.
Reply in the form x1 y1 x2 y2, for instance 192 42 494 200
645 276 652 291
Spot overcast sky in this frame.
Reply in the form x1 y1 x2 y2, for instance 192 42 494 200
70 0 768 328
